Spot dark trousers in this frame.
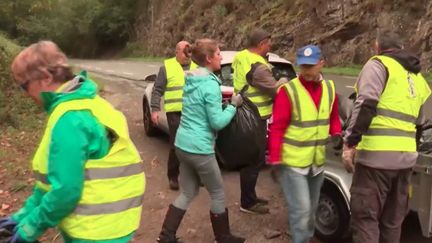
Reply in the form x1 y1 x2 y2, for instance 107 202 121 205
350 163 412 243
239 118 267 208
167 112 181 181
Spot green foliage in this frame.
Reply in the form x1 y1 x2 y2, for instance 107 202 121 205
0 0 142 57
0 35 41 129
322 65 363 77
121 41 151 57
213 4 228 18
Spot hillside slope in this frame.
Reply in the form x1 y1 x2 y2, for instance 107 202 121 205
134 0 432 71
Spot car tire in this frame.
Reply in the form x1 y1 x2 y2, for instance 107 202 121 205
142 95 160 137
315 185 350 242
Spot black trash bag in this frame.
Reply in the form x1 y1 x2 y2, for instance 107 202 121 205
216 86 266 170
0 228 13 243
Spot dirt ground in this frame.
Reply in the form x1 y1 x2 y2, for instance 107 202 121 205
100 76 294 243
96 74 432 243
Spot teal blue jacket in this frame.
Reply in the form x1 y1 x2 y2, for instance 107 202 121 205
12 73 133 243
175 68 236 154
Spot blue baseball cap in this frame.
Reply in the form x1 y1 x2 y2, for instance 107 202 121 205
296 45 322 65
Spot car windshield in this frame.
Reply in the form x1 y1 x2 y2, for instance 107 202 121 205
214 62 296 87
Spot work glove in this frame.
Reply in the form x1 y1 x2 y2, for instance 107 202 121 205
330 135 343 150
342 144 356 173
230 94 243 107
0 218 16 236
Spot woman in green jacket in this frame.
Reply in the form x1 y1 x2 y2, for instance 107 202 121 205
0 41 145 243
157 39 245 243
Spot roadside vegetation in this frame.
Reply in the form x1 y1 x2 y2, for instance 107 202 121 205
0 0 140 57
0 35 44 218
323 65 432 82
322 65 363 77
123 56 166 62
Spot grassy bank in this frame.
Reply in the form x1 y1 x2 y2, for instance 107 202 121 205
323 65 432 82
322 65 362 77
0 35 44 218
122 56 165 62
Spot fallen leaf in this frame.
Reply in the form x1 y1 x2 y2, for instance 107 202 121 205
264 229 282 239
1 204 10 210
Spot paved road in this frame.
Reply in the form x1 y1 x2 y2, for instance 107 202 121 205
71 59 432 119
72 59 431 243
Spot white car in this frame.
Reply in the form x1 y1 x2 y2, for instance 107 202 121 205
142 51 296 136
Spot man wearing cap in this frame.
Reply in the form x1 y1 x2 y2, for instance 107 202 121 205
151 41 197 190
232 28 288 214
268 45 341 243
343 30 430 243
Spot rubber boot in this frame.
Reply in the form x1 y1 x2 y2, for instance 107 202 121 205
157 204 186 243
210 209 245 243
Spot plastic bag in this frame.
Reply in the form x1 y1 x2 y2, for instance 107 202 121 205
216 87 266 170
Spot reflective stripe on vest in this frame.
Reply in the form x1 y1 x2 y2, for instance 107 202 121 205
357 55 431 153
73 195 143 215
281 78 335 167
164 58 198 112
232 49 273 119
34 163 144 183
32 90 146 240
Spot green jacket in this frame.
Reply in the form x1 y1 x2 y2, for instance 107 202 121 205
12 73 134 243
175 68 236 154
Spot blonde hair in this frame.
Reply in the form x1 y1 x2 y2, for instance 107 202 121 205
11 40 73 84
185 38 219 67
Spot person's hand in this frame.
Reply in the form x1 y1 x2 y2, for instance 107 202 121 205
269 163 283 182
230 94 243 107
342 144 356 173
278 77 289 84
0 217 16 234
330 135 343 150
151 111 159 125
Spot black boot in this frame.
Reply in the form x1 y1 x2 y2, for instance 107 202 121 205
210 209 245 243
157 204 186 243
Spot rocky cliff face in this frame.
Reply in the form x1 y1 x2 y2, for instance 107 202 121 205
135 0 432 71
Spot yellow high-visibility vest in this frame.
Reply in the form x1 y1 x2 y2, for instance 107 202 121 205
281 78 335 167
357 55 431 152
164 58 198 112
32 95 145 240
232 49 273 119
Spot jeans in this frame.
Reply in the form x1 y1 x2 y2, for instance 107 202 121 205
173 148 226 214
278 166 324 243
166 112 181 180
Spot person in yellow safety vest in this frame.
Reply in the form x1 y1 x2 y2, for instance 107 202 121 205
343 30 431 243
232 28 288 214
157 39 245 243
268 44 342 243
151 40 198 191
0 41 145 243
